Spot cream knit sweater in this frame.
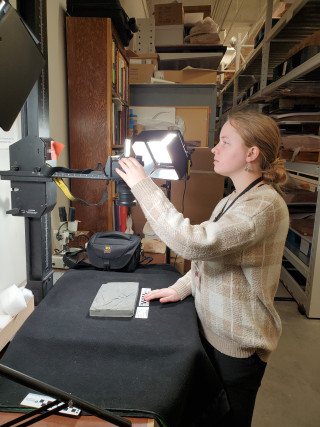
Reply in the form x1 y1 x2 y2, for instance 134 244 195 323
131 178 289 362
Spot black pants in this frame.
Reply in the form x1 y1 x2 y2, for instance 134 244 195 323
201 337 267 427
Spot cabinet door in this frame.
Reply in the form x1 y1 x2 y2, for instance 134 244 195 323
66 17 128 233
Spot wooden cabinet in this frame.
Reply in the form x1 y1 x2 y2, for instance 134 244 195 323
66 17 128 232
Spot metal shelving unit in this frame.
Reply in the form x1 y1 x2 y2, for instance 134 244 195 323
218 0 320 317
281 162 320 318
219 0 320 119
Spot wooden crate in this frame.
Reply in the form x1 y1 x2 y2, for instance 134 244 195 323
281 134 320 150
280 148 320 164
0 297 34 351
291 218 314 236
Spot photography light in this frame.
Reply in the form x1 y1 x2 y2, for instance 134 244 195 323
131 130 189 181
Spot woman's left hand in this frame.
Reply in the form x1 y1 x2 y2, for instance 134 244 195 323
115 157 147 188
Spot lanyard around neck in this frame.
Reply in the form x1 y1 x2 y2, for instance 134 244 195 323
213 176 263 222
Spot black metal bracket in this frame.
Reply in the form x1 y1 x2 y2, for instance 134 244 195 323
0 364 131 427
1 399 69 427
161 180 172 264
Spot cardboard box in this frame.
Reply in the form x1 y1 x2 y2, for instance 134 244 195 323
0 297 34 351
176 107 209 147
129 63 155 84
184 5 211 21
190 147 215 170
154 69 217 84
154 3 184 26
170 257 184 275
131 158 225 236
155 25 184 46
142 238 166 254
291 218 314 236
170 256 191 275
143 252 166 264
127 51 160 68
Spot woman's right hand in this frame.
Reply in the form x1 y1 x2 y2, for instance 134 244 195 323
144 288 180 304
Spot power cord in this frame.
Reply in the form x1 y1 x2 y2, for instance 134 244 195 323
55 221 68 241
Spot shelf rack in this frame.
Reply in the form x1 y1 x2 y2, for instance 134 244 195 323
219 0 320 119
217 0 320 317
281 162 320 318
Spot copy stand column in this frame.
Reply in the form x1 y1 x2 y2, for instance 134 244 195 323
162 180 171 264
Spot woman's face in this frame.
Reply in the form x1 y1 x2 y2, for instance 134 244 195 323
211 120 249 177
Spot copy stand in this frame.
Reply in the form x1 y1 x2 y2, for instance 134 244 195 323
0 364 131 426
162 180 172 264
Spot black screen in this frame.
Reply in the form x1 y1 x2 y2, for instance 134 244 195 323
0 2 45 131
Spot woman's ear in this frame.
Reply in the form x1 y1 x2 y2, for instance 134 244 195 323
246 146 260 162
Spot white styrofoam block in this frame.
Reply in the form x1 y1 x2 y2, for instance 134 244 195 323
0 284 27 316
22 288 34 303
0 314 13 331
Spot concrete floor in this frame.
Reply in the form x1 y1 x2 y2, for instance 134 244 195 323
253 283 320 427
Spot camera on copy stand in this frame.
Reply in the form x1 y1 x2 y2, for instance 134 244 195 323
104 130 190 206
104 149 143 207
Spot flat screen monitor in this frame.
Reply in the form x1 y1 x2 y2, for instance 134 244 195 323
0 1 45 131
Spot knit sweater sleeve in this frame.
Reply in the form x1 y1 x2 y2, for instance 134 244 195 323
131 178 274 261
170 269 192 300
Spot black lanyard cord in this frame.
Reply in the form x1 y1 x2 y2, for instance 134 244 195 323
213 176 263 222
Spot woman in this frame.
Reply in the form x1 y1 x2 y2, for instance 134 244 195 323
116 111 289 427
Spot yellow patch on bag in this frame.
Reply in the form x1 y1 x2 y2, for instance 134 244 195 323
104 246 111 253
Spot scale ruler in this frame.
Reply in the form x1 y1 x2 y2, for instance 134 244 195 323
135 288 151 319
52 171 108 180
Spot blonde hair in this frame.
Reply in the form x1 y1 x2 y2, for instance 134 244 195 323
228 111 288 192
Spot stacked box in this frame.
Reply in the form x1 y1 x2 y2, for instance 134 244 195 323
128 53 159 84
154 69 217 84
155 25 184 46
154 3 184 26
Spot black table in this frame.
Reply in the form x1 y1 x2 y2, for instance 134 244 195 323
0 265 227 426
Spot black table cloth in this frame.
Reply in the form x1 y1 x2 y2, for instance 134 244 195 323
0 264 227 426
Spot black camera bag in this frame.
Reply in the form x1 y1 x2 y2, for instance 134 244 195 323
87 231 141 271
63 231 142 272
